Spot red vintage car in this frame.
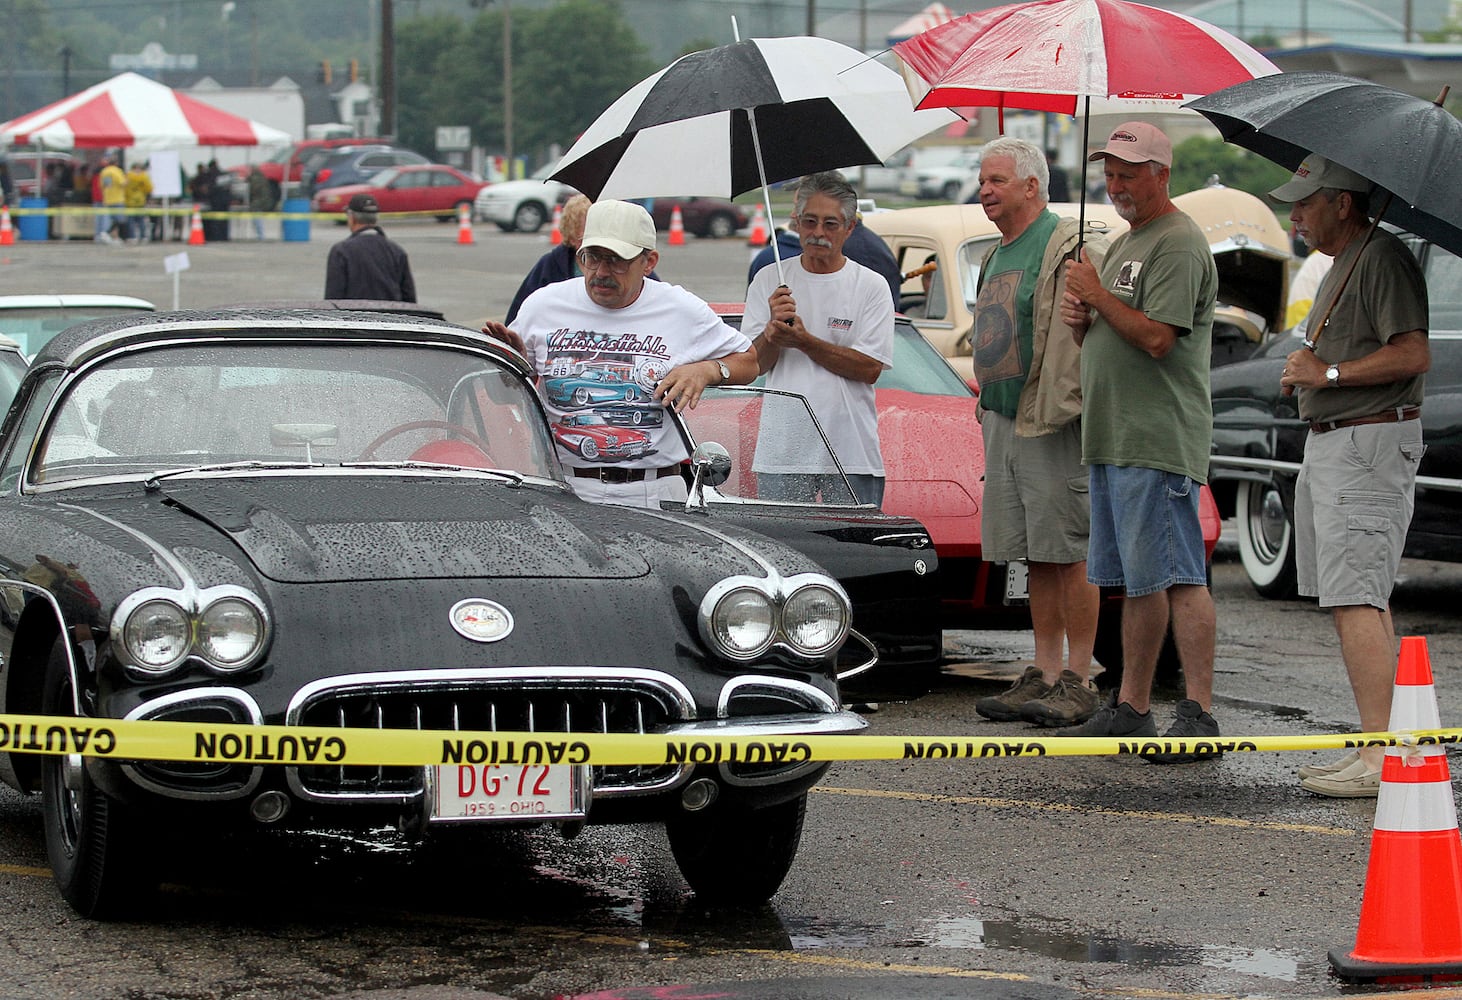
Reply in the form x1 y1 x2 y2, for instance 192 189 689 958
709 306 1221 687
552 412 651 462
311 165 488 222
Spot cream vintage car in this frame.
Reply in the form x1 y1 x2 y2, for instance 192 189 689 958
863 183 1292 379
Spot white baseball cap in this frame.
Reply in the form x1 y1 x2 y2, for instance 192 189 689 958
579 200 656 259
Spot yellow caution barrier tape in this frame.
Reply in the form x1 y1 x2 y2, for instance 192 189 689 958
0 713 1458 767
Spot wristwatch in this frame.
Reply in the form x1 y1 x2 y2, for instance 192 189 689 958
714 359 731 385
1325 364 1341 387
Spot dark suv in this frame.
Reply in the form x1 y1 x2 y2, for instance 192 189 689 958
303 145 429 196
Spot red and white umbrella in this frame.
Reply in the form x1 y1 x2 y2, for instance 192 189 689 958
0 71 291 149
893 0 1281 126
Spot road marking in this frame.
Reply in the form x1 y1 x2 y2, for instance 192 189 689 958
814 786 1357 837
0 862 51 878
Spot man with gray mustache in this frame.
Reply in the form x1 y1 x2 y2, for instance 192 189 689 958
744 171 894 508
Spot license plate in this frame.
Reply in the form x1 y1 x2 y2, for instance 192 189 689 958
431 764 589 822
1003 561 1030 604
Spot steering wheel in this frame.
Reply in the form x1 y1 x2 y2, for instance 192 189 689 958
358 420 494 462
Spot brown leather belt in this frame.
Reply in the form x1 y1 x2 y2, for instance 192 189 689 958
571 465 680 484
1310 405 1421 434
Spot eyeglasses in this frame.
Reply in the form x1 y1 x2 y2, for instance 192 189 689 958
576 249 646 273
795 214 845 234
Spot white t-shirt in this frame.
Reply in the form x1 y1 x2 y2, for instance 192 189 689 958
744 258 894 475
515 277 750 470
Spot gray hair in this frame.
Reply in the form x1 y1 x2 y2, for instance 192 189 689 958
793 171 858 226
350 208 378 226
980 137 1049 201
1319 186 1371 219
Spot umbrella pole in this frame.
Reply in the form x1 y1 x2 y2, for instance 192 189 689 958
746 106 784 286
1077 95 1091 258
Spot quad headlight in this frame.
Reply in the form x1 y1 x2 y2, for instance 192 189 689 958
699 573 850 663
113 586 270 677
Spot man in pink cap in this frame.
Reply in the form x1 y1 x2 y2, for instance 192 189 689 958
1057 122 1220 762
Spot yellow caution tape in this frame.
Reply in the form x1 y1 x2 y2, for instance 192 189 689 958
1 713 1458 767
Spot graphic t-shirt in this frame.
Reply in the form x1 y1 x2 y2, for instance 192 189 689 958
972 209 1059 418
515 278 750 469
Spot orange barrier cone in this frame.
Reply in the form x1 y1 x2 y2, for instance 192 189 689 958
0 206 13 246
456 202 475 245
668 205 686 246
548 203 563 246
187 204 205 246
747 203 767 247
1330 635 1462 982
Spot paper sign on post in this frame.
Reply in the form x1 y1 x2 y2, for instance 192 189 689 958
164 252 190 274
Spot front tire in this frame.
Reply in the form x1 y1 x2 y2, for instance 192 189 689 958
666 794 806 905
41 637 150 918
705 212 737 239
1235 478 1298 598
512 201 547 233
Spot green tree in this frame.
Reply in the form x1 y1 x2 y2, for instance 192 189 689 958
395 0 654 168
1169 135 1292 201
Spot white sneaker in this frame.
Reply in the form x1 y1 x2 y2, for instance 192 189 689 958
1300 757 1381 798
1297 750 1360 780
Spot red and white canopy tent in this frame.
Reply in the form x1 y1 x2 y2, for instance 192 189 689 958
0 71 290 149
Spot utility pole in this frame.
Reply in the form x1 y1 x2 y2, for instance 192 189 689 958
381 0 395 137
807 0 816 36
503 0 513 176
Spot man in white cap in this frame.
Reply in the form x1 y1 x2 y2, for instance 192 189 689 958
484 199 756 508
1270 154 1430 797
1057 121 1220 762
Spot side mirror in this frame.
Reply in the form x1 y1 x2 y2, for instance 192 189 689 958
685 441 732 512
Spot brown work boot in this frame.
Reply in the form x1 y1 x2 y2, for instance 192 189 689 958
1019 670 1100 727
975 665 1050 721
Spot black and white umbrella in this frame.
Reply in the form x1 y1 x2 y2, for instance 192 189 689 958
549 36 960 202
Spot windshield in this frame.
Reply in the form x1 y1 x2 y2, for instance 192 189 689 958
32 341 559 486
675 387 858 505
0 305 154 359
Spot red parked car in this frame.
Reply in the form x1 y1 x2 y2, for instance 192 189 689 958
639 198 748 239
311 165 489 222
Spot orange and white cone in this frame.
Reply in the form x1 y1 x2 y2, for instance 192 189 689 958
1330 635 1462 981
548 203 563 246
0 205 13 246
747 203 767 247
187 204 205 245
457 202 474 245
668 205 686 246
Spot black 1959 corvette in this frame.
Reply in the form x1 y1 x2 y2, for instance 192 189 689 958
0 309 936 918
1209 232 1462 597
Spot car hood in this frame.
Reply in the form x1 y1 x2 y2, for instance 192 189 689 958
150 477 655 584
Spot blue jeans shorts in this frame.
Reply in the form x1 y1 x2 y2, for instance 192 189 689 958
1087 464 1208 597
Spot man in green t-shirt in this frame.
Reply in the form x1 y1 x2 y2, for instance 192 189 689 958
968 137 1107 729
1058 122 1220 763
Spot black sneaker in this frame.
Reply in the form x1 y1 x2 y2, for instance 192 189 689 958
1144 699 1221 765
974 665 1050 721
1058 693 1157 738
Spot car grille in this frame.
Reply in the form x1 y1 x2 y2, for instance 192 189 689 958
285 668 696 804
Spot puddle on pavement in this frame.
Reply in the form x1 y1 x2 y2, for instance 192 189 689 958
788 912 1318 983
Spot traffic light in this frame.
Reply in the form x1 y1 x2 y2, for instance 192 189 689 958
349 59 359 83
316 59 332 84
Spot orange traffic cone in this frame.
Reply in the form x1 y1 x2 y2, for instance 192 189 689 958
548 203 563 246
1330 636 1462 982
747 203 767 247
0 206 13 246
456 202 475 245
187 204 205 245
668 205 686 246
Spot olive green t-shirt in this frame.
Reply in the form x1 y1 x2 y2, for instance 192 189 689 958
1080 209 1217 483
972 209 1059 418
1299 227 1427 423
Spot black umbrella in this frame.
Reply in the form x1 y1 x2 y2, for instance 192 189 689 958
1186 72 1462 256
548 36 958 202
